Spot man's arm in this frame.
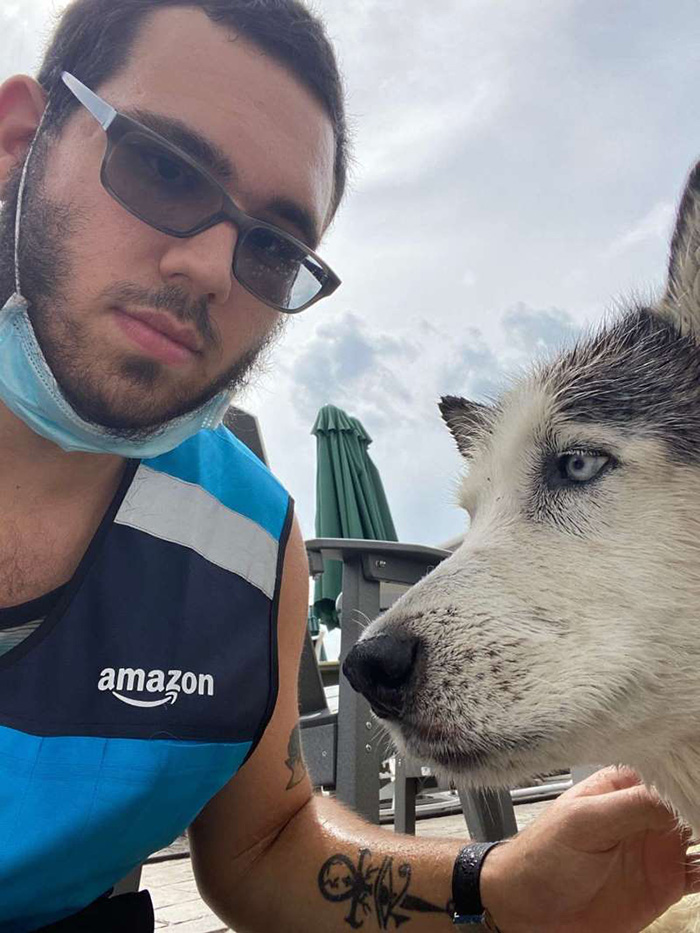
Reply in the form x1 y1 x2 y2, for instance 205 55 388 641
189 519 694 933
189 518 462 930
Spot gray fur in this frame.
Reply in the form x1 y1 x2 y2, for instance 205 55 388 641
544 307 700 466
662 161 700 334
439 395 494 456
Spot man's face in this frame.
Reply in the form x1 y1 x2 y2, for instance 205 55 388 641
6 7 335 433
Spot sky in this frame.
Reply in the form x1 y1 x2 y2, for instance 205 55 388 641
2 0 699 547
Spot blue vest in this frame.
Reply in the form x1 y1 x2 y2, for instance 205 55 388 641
0 426 292 931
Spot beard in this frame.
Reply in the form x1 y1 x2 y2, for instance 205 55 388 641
0 134 284 440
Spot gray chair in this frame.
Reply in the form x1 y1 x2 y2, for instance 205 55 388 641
223 407 269 464
298 628 338 788
302 537 518 842
572 765 603 783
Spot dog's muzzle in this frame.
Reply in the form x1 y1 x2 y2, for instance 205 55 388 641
342 632 419 720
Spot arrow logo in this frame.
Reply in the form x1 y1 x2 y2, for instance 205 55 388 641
111 690 179 708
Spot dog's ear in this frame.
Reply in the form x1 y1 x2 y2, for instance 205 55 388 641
661 162 700 333
439 396 490 456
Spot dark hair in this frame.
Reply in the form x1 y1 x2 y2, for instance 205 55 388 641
36 0 348 217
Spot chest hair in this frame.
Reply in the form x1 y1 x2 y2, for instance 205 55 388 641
0 503 103 609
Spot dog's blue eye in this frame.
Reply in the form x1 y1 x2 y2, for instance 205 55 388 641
559 450 610 483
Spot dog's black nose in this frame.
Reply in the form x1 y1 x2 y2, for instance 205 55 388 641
342 632 418 719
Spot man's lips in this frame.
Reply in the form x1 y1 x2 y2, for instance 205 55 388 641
113 307 202 366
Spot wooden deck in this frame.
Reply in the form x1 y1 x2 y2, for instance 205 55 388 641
143 798 552 931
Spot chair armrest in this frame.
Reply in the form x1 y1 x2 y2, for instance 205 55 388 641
305 538 450 588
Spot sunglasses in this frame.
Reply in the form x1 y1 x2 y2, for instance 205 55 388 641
60 71 341 313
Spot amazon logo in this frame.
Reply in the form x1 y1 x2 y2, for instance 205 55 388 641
97 667 215 707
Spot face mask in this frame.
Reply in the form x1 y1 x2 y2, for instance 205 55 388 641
0 107 233 459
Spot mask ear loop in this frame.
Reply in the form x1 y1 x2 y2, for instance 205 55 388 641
8 94 52 313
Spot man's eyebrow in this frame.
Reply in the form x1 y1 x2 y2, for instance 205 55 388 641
260 196 321 251
126 108 236 184
124 109 322 250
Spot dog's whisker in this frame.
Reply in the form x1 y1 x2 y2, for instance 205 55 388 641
349 609 373 630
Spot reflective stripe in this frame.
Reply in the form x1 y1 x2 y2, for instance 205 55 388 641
115 466 279 599
146 427 289 540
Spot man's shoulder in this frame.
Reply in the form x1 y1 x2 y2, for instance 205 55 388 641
140 426 292 542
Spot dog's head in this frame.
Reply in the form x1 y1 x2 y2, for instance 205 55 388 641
344 162 700 791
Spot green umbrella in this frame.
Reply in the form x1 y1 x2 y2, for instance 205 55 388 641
312 405 398 629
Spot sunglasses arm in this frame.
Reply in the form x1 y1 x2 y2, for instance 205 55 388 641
61 71 116 131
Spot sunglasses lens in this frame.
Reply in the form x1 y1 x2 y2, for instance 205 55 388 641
103 131 332 311
104 132 222 233
236 227 329 311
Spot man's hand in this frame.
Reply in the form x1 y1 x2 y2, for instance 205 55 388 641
481 766 697 933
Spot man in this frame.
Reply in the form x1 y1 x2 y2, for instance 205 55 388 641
0 1 694 930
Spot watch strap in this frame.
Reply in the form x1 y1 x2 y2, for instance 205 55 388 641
451 842 502 926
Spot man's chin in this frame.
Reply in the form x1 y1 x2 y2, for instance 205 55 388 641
36 315 271 439
60 380 226 439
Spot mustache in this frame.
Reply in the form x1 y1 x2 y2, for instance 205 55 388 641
103 282 220 350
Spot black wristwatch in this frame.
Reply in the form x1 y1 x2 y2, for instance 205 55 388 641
451 842 502 928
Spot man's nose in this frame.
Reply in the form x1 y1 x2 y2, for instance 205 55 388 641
342 632 419 720
159 222 237 307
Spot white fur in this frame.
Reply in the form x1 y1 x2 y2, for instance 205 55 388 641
369 391 700 829
367 401 700 929
645 896 700 933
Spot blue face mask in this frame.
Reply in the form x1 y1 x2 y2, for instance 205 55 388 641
0 292 232 458
0 110 232 459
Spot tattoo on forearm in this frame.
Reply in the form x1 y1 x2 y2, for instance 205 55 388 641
318 848 451 929
285 724 307 790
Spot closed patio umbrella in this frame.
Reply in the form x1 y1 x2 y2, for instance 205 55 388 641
312 404 397 629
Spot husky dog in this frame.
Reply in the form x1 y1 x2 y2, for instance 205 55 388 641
343 163 700 932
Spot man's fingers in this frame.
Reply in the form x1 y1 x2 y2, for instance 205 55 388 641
565 783 678 851
564 765 644 801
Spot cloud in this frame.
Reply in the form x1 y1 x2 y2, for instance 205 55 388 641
4 0 699 550
287 303 579 429
604 201 677 258
287 312 417 429
259 300 581 543
501 302 580 356
442 329 502 402
357 81 507 190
